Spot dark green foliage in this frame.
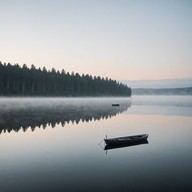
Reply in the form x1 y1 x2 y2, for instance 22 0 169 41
0 62 131 96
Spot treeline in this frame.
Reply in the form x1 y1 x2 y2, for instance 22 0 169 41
0 62 131 96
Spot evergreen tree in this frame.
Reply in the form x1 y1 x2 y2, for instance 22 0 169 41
0 62 132 97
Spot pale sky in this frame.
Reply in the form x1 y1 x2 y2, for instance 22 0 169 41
0 0 192 80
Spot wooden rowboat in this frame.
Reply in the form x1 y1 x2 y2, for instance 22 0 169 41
112 104 120 106
104 134 148 145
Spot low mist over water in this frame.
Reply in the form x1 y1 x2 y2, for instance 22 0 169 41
0 96 192 192
0 97 130 134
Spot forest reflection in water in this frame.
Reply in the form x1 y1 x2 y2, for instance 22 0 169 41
0 98 131 134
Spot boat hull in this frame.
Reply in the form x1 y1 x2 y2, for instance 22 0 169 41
104 134 148 145
104 140 148 150
112 104 120 106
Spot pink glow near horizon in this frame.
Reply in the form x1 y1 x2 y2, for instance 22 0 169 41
0 0 192 81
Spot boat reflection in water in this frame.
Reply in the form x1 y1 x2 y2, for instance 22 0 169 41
0 98 131 134
104 139 149 151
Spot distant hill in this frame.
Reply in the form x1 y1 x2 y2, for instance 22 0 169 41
132 87 192 95
122 79 192 89
120 79 192 95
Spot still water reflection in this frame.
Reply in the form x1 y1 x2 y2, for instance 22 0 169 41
0 96 192 192
0 98 130 133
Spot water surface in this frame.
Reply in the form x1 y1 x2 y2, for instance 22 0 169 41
0 96 192 192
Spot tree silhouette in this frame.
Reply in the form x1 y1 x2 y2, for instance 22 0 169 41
0 62 132 96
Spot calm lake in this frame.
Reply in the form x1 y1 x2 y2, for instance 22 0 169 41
0 96 192 192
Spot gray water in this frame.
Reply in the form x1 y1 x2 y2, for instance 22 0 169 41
0 96 192 192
